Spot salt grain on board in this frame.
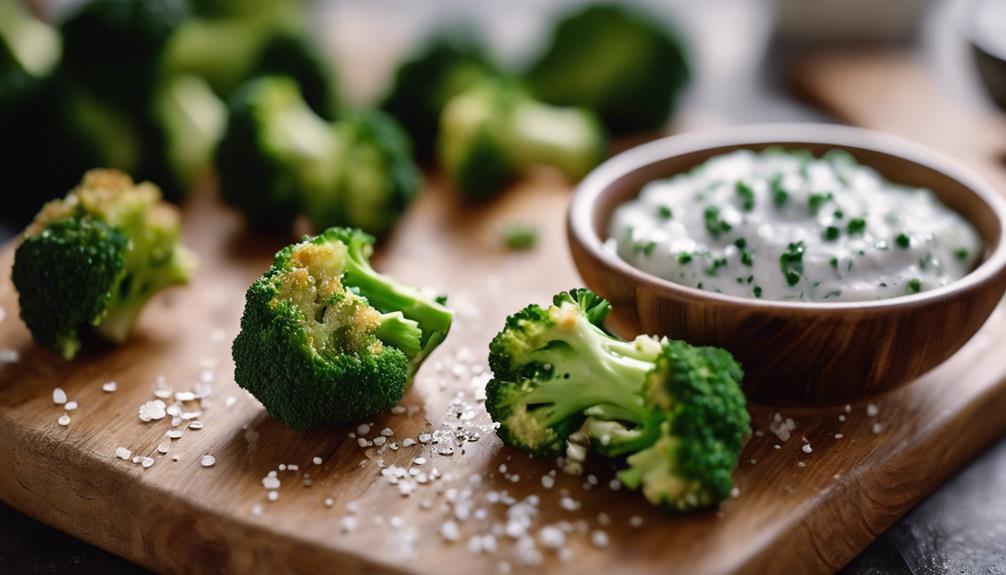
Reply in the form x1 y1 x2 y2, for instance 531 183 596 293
52 388 67 405
64 401 77 411
138 400 167 422
200 454 216 467
102 381 118 393
116 447 132 460
57 414 70 426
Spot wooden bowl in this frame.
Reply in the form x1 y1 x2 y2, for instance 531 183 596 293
567 124 1006 405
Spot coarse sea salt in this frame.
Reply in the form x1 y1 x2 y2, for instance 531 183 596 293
64 401 78 411
116 447 132 460
139 400 167 422
57 414 70 426
102 381 118 393
200 454 216 467
52 388 67 405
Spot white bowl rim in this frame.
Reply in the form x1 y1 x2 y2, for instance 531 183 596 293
568 123 1006 312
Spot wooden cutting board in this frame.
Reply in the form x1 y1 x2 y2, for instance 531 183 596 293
1 54 1006 575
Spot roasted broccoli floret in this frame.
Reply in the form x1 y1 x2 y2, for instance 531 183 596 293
486 289 749 511
438 79 606 200
232 227 453 430
11 170 196 359
215 76 420 236
526 3 690 136
381 32 499 160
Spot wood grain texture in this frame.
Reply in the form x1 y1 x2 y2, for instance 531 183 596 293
0 54 1005 575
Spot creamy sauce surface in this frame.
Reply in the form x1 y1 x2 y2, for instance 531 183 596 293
608 149 981 302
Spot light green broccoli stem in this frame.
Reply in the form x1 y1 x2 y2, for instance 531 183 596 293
521 307 658 426
509 99 603 180
375 311 422 358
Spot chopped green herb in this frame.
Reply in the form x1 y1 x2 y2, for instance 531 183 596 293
808 192 833 214
753 285 763 298
677 252 693 264
895 233 910 249
642 241 656 256
746 275 754 284
740 249 754 267
501 223 539 251
847 217 866 235
823 289 842 299
771 175 789 208
705 257 727 276
954 248 969 261
657 205 673 220
703 206 732 239
829 256 839 269
780 241 805 286
823 226 840 241
735 181 755 211
907 278 922 293
734 238 747 249
833 209 844 220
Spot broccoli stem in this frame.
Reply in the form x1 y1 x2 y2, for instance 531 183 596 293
522 308 657 426
375 311 422 358
509 100 603 181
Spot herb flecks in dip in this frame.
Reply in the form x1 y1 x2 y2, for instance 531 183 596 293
608 148 982 302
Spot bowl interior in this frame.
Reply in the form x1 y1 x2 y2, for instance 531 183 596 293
588 139 1005 286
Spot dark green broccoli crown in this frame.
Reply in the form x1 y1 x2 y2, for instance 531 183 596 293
527 3 690 135
381 31 498 160
11 170 195 359
438 78 606 200
60 0 189 112
12 217 127 359
552 288 611 327
617 340 749 511
303 110 421 237
215 76 311 230
252 30 339 121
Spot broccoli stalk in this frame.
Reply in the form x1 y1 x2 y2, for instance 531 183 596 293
215 76 420 236
232 227 452 430
439 79 606 200
11 170 196 359
486 289 749 512
0 0 60 78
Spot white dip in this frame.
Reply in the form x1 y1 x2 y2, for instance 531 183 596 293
607 148 981 302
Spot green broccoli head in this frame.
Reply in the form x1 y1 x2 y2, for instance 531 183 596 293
232 227 452 430
615 340 749 511
438 78 606 200
11 170 196 359
381 32 499 160
486 289 749 511
301 109 421 237
60 0 189 113
216 76 421 236
526 3 690 136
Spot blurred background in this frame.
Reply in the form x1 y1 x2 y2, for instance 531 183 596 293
1 0 1005 573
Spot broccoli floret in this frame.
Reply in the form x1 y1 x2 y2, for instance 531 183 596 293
438 79 606 200
381 32 499 160
252 30 340 120
11 170 196 359
526 3 690 135
215 76 420 236
231 227 453 430
485 289 749 511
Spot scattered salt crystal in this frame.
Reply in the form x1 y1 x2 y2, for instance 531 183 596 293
357 438 369 448
357 423 371 435
591 530 609 548
102 381 118 393
440 520 461 542
142 457 155 468
838 414 847 422
609 479 622 491
872 422 883 434
324 498 334 507
267 491 279 502
251 504 263 517
57 414 70 426
391 406 407 415
380 427 394 437
313 456 323 465
844 404 852 413
373 436 386 446
538 526 565 550
166 404 182 416
225 396 237 407
866 403 878 417
541 475 555 489
64 401 78 411
402 438 416 447
0 349 20 365
559 497 580 511
157 441 171 454
188 421 203 430
262 476 281 490
730 486 741 498
175 391 196 402
835 433 844 439
200 454 216 467
802 444 812 454
418 433 432 443
132 456 143 464
166 429 184 439
412 457 427 466
340 516 359 533
52 388 67 405
629 516 643 528
798 461 807 468
138 400 167 422
116 447 132 460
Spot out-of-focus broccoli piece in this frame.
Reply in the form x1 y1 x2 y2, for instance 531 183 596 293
438 78 606 200
0 0 60 77
232 227 453 430
60 0 190 112
500 222 539 251
252 30 339 120
526 3 690 136
381 32 499 160
485 289 749 511
188 0 301 20
215 76 420 236
11 170 196 359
